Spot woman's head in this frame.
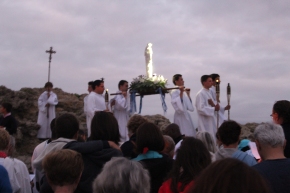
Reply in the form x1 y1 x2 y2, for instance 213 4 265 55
127 115 148 136
196 131 216 153
169 137 211 193
90 111 120 144
136 122 164 153
272 100 290 124
188 158 271 193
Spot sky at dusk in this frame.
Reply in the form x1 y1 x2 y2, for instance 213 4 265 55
1 1 289 124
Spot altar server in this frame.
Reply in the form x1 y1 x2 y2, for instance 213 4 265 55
195 75 219 142
84 81 94 131
111 80 130 142
87 79 106 137
170 74 195 137
37 82 58 139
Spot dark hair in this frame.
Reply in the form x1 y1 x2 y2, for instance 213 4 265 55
1 103 12 113
127 115 148 135
200 75 211 85
92 78 104 90
90 111 120 144
55 114 79 139
273 100 290 124
136 122 164 153
43 149 84 187
188 158 271 193
217 120 241 146
210 74 220 81
88 81 94 86
44 82 53 88
172 74 182 85
118 80 128 89
50 118 57 140
163 123 183 144
169 137 211 193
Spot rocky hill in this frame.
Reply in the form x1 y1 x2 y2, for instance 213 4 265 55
0 86 261 172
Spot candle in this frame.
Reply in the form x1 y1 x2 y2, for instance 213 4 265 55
105 89 109 103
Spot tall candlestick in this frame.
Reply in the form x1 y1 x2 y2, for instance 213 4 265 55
215 79 220 130
227 83 231 120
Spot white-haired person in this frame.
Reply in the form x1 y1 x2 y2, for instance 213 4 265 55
93 157 150 193
196 131 216 162
252 122 290 193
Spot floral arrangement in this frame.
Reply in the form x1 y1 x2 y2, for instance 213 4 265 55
129 74 168 94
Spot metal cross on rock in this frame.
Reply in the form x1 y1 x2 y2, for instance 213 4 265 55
46 47 56 82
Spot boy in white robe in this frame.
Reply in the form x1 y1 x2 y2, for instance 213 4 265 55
170 74 195 137
37 82 58 139
209 74 231 126
84 81 94 132
111 80 130 142
87 79 106 137
196 75 220 142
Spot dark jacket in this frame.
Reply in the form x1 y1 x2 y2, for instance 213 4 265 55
0 115 18 135
282 123 290 158
40 140 123 193
121 133 138 159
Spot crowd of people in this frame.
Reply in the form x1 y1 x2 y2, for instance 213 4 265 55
0 74 289 193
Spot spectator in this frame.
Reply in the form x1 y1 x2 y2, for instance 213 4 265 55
163 123 184 158
43 149 84 193
252 122 290 193
159 137 211 193
271 100 290 157
0 129 31 193
121 114 148 158
161 135 175 158
133 122 173 193
196 131 216 161
0 102 18 135
215 121 257 166
93 157 150 193
188 158 271 193
77 129 87 142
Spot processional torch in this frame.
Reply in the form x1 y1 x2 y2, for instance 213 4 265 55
105 89 109 111
227 83 231 120
215 80 220 130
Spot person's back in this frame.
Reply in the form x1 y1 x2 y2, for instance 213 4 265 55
0 165 12 193
252 123 290 193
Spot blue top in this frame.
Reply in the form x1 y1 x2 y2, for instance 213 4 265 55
0 165 12 193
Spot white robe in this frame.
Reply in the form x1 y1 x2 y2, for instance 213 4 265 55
111 91 130 142
195 88 216 141
87 92 106 137
209 86 226 126
37 91 58 139
170 88 195 137
0 157 31 193
83 95 90 131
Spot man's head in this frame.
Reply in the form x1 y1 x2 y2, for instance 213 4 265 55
163 123 183 144
0 129 10 152
272 100 290 124
217 121 241 146
44 82 53 92
93 79 105 94
254 123 285 160
172 74 184 86
200 75 213 89
210 73 220 86
42 149 84 190
55 113 79 139
0 103 12 114
88 81 94 93
161 135 175 158
118 80 128 92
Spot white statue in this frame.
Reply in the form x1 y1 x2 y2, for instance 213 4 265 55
144 43 153 77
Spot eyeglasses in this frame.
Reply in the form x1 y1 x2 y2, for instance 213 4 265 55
270 112 277 117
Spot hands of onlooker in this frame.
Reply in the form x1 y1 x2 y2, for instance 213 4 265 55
225 105 231 110
208 99 215 107
215 103 220 111
108 141 121 151
45 103 50 107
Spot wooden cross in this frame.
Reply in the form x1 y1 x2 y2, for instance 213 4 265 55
46 47 56 82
